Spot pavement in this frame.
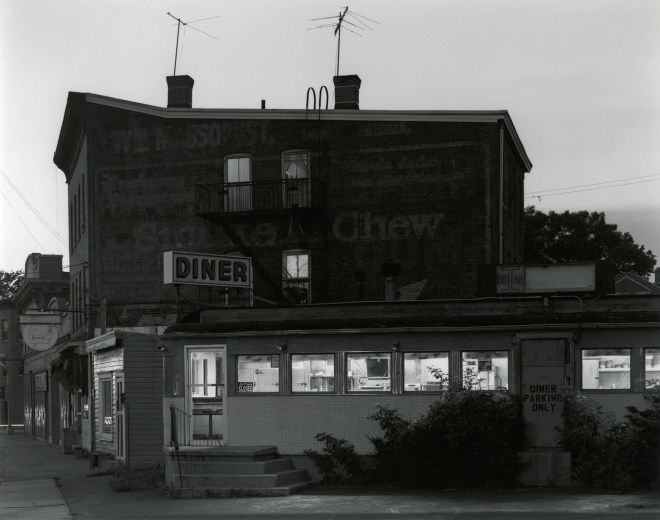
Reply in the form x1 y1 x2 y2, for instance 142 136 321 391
1 433 659 519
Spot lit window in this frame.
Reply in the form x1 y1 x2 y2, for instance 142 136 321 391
236 355 280 393
403 352 449 392
224 155 252 211
645 349 660 388
99 375 113 439
190 351 223 398
581 349 631 390
1 320 8 341
283 251 310 304
462 351 509 390
291 354 335 393
282 150 310 208
346 353 391 392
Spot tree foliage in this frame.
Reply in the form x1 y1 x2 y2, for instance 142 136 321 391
0 270 24 300
524 207 656 277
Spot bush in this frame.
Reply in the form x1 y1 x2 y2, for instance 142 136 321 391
558 386 660 491
307 378 526 489
107 463 166 492
303 433 370 485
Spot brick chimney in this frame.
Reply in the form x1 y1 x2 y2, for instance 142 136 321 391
166 75 194 108
333 75 361 110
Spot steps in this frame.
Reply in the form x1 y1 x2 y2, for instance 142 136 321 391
163 445 314 497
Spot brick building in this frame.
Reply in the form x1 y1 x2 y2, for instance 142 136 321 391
54 74 531 318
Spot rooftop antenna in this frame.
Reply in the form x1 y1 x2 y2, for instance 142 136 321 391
308 6 379 76
166 12 220 76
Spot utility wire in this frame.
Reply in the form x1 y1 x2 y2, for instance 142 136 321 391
525 178 660 199
525 174 660 196
0 168 68 247
0 188 47 250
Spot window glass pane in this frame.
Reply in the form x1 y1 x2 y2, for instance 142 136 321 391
227 158 239 183
284 151 309 179
581 349 631 390
291 354 335 393
462 351 509 390
285 254 309 279
403 352 449 391
236 355 280 393
645 349 660 388
190 351 223 398
238 157 250 182
346 353 391 392
101 379 112 434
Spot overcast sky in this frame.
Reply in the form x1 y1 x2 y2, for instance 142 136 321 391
1 0 659 274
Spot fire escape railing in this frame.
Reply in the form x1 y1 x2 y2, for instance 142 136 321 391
196 178 323 215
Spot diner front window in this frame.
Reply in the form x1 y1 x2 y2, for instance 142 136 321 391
404 352 449 391
291 354 335 393
462 351 509 390
236 355 280 393
645 348 660 388
346 353 391 392
581 349 631 390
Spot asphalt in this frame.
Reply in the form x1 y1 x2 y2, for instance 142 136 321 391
1 433 659 519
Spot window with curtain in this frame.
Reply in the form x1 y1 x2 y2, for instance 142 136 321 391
283 251 311 304
282 150 310 208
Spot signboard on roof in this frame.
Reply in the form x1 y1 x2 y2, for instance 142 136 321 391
495 262 603 295
163 251 252 288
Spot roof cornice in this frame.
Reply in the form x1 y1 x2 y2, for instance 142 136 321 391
82 93 533 172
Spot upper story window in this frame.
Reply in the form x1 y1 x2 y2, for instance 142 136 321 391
225 155 252 211
283 250 310 304
282 150 310 208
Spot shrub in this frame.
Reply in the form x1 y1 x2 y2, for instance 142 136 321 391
307 377 526 489
558 386 660 491
303 432 370 485
107 463 166 492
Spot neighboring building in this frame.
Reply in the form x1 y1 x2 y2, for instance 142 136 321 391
616 271 660 295
0 299 21 430
13 254 77 445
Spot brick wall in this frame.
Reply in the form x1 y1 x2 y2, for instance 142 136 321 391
85 106 524 306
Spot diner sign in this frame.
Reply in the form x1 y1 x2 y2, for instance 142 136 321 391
163 251 252 288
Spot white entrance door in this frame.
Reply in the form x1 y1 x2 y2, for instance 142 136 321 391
115 373 126 460
186 347 226 445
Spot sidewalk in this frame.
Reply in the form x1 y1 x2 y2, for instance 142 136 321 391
1 433 659 519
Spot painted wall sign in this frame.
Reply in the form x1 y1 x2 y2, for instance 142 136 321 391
522 384 563 413
163 251 252 288
496 265 525 294
332 211 445 241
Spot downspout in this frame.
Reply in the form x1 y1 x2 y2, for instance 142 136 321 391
499 120 505 264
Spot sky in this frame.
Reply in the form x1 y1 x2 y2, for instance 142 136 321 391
1 0 659 274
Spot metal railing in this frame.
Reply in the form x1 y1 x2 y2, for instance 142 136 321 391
169 404 223 447
197 178 323 215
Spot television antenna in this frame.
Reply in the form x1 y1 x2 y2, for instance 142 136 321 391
308 6 379 76
166 12 220 76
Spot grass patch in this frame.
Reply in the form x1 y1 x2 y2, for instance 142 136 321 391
89 463 166 492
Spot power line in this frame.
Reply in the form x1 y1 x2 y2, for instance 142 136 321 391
525 178 660 200
0 168 68 247
0 188 47 250
525 174 660 196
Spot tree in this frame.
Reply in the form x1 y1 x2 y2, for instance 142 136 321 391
524 207 656 277
0 270 24 300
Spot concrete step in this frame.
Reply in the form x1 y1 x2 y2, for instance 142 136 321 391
177 469 310 489
173 481 317 498
176 458 293 475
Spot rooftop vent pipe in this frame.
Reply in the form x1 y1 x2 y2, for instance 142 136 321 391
166 75 194 108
